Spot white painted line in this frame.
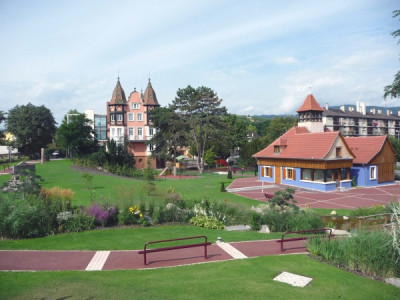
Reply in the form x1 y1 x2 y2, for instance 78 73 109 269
217 242 247 259
85 251 110 271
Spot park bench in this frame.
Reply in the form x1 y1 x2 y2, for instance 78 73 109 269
138 236 212 265
276 228 333 252
264 193 273 200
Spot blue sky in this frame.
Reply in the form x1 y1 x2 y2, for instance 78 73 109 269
0 0 399 124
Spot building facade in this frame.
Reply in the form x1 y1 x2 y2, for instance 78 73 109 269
254 94 395 192
323 102 400 137
106 78 160 169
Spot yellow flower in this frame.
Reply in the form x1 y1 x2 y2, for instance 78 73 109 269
140 213 143 218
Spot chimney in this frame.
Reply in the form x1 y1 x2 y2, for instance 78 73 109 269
349 107 354 112
378 109 382 114
370 108 376 114
361 102 366 115
325 103 329 110
387 109 392 116
340 105 345 112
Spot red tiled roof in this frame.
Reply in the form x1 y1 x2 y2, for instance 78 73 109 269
345 136 388 164
296 94 324 113
253 126 348 160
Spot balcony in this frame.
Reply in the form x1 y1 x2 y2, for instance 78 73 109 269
128 135 154 141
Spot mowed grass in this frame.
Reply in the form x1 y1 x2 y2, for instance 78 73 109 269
0 225 282 250
1 254 399 300
35 159 260 207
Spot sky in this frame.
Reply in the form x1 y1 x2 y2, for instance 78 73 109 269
0 0 399 124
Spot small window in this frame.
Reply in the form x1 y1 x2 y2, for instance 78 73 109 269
137 113 143 121
128 127 134 137
286 168 295 180
117 114 123 121
274 146 280 153
131 103 140 110
336 147 342 158
128 113 134 121
262 166 273 178
137 127 143 137
370 166 377 180
111 114 115 121
149 128 155 136
149 144 155 151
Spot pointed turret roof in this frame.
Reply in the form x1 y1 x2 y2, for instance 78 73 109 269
296 94 324 113
110 78 127 104
143 79 160 106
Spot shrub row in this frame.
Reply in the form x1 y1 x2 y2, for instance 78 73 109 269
307 229 400 279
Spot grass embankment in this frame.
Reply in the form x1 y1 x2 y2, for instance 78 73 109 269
36 159 260 207
1 255 398 299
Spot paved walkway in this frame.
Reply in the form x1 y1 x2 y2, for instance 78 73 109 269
0 239 307 271
227 177 400 209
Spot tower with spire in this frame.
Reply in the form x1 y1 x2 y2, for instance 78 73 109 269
107 77 128 143
297 93 325 133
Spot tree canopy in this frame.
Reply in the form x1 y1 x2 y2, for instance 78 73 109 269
384 10 400 99
56 110 98 157
171 85 227 173
7 103 56 158
147 106 187 164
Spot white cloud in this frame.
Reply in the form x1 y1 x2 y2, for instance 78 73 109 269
275 57 299 65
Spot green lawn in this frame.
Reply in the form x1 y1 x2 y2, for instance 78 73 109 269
1 254 398 299
34 159 260 207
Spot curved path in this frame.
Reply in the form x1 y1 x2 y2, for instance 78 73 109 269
0 239 307 271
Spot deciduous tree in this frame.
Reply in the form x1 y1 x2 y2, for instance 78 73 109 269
56 110 97 157
384 10 400 99
7 103 56 158
172 85 227 173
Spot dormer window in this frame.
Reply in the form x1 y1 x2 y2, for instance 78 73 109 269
131 103 140 110
274 146 280 153
336 147 342 158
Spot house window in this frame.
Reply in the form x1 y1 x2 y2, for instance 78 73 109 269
117 128 122 137
128 113 134 121
111 128 115 137
137 127 143 137
149 128 155 136
111 114 115 122
370 166 377 180
131 103 140 110
137 113 143 121
149 144 155 151
262 166 273 178
116 114 123 122
336 147 342 158
274 146 280 153
128 127 134 139
286 168 295 180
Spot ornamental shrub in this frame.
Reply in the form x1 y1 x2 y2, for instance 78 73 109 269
87 202 118 227
189 215 225 229
249 212 262 231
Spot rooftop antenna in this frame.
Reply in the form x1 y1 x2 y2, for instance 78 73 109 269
117 69 120 81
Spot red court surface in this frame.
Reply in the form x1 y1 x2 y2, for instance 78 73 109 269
227 177 400 209
0 239 307 271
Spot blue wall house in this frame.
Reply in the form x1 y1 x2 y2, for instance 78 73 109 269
345 136 395 187
253 94 395 192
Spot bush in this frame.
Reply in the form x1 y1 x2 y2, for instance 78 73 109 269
220 182 226 192
152 206 166 224
189 215 225 229
249 212 262 231
87 202 118 227
57 211 95 233
263 208 323 232
0 196 55 238
227 169 232 179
